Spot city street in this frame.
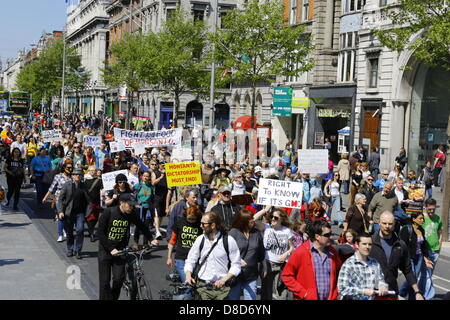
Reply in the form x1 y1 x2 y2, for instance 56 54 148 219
0 174 449 300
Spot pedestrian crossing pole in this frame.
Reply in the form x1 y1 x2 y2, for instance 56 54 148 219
441 114 450 242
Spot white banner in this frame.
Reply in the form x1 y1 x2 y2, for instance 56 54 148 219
131 142 146 156
297 149 329 174
84 136 102 148
101 169 128 191
114 128 182 148
42 130 62 143
256 178 303 209
109 141 127 153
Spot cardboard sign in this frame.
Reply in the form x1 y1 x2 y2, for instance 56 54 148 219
114 128 182 148
131 142 147 156
256 178 303 209
42 130 62 143
84 136 102 148
127 172 139 187
165 161 202 188
101 169 128 190
109 141 127 153
297 149 329 174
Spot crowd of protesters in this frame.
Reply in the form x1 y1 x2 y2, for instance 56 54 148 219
0 112 447 301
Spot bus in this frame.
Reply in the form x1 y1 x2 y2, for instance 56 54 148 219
0 91 31 116
0 91 8 113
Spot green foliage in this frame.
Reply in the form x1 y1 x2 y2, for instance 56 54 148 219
16 39 88 104
375 0 450 69
211 0 314 86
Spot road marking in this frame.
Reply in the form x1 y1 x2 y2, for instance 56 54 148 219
433 275 450 283
433 283 450 292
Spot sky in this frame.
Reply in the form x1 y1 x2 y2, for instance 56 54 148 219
0 0 69 67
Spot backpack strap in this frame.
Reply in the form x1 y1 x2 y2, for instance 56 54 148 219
223 233 231 270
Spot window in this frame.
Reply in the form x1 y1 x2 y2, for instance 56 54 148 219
368 57 379 87
193 9 204 22
290 0 298 25
343 0 365 13
166 8 175 20
337 32 357 82
285 36 309 83
302 0 309 21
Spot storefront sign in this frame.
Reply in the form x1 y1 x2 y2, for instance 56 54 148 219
273 87 292 117
165 161 202 188
42 130 62 143
317 108 351 118
256 178 303 209
113 128 182 148
102 169 128 190
292 89 310 114
297 149 329 174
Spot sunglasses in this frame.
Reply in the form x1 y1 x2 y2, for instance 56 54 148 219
367 179 374 181
271 216 280 221
66 167 73 170
200 222 212 226
150 163 156 166
321 232 332 238
118 181 127 184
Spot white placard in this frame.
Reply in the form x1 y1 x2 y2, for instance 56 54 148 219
42 130 62 143
131 142 146 156
109 141 127 153
297 149 329 174
171 147 192 161
84 136 102 148
114 128 182 148
127 172 139 187
101 169 128 191
256 178 303 209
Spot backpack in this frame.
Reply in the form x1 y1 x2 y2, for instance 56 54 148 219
400 224 414 244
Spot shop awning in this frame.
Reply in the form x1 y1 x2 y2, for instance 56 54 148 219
232 115 257 130
338 126 351 134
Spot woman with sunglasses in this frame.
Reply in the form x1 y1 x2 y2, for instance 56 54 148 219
43 160 73 242
359 175 378 211
110 154 127 172
260 208 294 300
104 174 133 207
324 172 344 228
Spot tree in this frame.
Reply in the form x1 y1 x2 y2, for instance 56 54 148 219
137 9 211 127
375 0 450 70
16 39 87 112
211 0 314 128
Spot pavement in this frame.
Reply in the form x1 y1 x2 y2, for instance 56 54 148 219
0 174 449 300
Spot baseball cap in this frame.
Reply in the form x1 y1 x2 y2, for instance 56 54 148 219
72 168 84 175
118 193 137 206
218 185 232 194
254 166 262 173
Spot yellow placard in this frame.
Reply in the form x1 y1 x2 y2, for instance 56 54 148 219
165 161 202 188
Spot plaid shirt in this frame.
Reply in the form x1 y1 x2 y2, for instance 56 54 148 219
337 252 388 300
49 173 72 197
311 244 332 300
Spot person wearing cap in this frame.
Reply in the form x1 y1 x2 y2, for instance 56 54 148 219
57 168 91 259
374 170 390 191
211 185 241 231
104 173 133 208
210 167 232 192
97 193 159 300
253 166 263 187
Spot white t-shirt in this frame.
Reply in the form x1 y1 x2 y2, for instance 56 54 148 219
263 224 293 263
11 141 26 158
329 181 340 198
231 181 245 196
395 188 404 203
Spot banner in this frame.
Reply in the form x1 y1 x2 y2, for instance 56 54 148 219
165 161 202 188
42 130 62 143
109 141 127 153
297 149 329 174
84 136 102 148
256 178 303 209
114 128 182 148
101 169 128 191
131 142 147 156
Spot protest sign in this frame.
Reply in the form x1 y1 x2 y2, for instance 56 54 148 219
101 169 128 190
127 172 139 187
131 142 146 156
114 128 182 148
84 136 102 148
42 130 62 143
256 178 303 209
109 141 127 153
297 149 329 174
171 147 192 161
165 161 202 188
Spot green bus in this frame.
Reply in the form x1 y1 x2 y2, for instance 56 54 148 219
0 91 31 116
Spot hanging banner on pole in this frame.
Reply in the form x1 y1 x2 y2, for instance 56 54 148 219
114 128 182 148
256 178 303 208
165 161 202 188
297 149 329 174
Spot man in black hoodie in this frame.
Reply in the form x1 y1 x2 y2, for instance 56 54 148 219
97 193 159 300
369 211 424 300
211 185 241 231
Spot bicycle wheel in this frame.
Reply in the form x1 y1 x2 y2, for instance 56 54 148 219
136 276 152 300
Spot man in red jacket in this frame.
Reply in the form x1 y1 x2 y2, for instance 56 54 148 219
282 220 342 300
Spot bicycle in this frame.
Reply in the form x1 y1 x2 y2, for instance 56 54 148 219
159 272 219 300
116 245 154 300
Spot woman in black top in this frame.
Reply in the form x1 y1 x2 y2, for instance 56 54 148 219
104 174 133 207
349 162 363 206
3 148 25 210
399 212 433 300
228 209 265 300
344 193 372 235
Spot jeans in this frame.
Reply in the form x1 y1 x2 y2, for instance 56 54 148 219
64 212 85 253
341 180 349 194
424 250 439 300
35 175 49 207
399 254 427 300
229 279 258 300
371 169 380 180
175 259 187 284
426 187 432 199
329 196 344 225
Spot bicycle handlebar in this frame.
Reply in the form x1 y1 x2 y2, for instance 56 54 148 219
116 245 154 257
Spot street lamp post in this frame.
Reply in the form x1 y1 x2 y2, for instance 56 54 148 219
209 0 218 144
61 25 67 118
